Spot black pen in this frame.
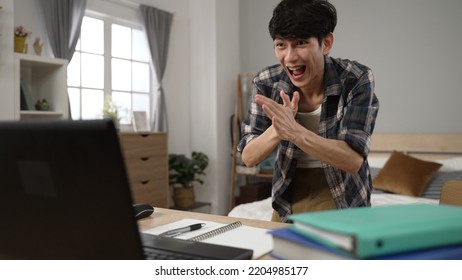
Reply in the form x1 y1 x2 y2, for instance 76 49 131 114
160 223 206 237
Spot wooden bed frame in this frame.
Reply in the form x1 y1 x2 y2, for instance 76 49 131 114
370 133 462 160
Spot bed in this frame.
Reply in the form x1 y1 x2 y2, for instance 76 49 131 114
228 133 462 221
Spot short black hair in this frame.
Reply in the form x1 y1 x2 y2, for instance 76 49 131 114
268 0 337 43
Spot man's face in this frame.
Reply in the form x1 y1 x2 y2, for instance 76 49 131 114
273 36 329 90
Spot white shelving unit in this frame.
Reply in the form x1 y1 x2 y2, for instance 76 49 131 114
14 53 68 120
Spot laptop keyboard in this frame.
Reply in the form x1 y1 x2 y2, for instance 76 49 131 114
143 247 208 260
140 233 252 260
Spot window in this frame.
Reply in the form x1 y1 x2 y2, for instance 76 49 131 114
67 15 151 126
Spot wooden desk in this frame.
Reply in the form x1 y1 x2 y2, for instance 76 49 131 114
137 208 286 259
170 201 212 213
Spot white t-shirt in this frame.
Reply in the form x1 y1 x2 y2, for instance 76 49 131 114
296 106 322 168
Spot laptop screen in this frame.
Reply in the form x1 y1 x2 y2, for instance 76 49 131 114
0 119 144 259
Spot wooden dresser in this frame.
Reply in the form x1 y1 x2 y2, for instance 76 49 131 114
119 132 169 208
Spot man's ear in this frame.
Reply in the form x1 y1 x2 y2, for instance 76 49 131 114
322 32 334 55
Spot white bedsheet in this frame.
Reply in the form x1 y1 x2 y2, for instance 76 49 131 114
228 194 439 221
228 197 273 221
371 193 438 206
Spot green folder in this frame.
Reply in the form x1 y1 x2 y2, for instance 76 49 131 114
289 204 462 259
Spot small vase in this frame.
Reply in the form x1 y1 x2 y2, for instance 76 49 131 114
173 186 195 210
14 36 27 53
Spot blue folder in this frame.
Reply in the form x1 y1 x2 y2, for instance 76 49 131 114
269 227 462 260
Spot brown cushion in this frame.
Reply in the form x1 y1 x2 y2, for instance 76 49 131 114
372 151 442 197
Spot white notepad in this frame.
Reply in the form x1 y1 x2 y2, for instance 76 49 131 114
143 218 273 259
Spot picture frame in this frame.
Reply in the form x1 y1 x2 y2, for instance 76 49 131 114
132 111 150 132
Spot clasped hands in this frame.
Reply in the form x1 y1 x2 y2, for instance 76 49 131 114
255 90 301 142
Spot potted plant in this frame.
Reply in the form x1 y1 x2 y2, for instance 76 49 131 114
102 96 120 130
169 151 209 209
14 25 31 53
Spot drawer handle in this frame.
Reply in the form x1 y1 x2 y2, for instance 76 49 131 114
140 156 150 161
140 180 150 185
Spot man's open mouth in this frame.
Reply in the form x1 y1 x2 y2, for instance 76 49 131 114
287 66 306 79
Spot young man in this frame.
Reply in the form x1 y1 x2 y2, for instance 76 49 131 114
237 0 379 222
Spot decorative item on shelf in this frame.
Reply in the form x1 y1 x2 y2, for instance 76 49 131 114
169 151 209 210
33 37 43 56
20 80 35 110
14 25 31 53
102 96 120 130
35 99 50 111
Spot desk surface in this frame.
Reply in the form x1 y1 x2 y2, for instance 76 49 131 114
138 207 285 231
138 208 286 259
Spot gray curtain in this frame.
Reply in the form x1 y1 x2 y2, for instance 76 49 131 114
140 5 173 132
39 0 86 60
39 0 86 120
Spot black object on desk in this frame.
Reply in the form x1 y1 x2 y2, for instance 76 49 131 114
133 203 154 220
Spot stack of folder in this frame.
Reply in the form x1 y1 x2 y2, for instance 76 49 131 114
269 204 462 260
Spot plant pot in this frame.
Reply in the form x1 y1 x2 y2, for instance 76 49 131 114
14 36 26 53
173 186 195 210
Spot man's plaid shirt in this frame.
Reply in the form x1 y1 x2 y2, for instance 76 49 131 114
237 56 380 222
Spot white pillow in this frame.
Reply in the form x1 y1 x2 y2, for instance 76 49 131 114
368 157 389 168
435 156 462 172
369 156 462 172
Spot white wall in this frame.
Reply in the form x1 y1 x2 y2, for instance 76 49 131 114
11 0 49 56
239 0 278 72
189 0 240 214
0 0 15 119
331 0 462 133
240 0 462 133
214 0 240 214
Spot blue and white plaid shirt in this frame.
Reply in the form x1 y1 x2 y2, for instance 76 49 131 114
237 56 380 222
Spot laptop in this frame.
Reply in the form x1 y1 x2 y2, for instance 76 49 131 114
0 119 252 260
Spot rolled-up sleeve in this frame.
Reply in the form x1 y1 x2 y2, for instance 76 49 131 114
237 66 289 152
237 85 272 152
337 69 379 158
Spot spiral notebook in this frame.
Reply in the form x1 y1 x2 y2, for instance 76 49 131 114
143 218 273 259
